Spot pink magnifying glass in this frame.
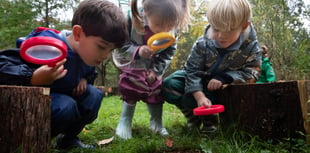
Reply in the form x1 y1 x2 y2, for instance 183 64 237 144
193 105 225 116
20 36 67 67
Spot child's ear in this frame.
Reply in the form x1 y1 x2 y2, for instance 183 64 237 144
72 25 83 41
242 22 250 31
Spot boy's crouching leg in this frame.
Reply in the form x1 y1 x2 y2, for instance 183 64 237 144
176 104 202 129
57 85 103 149
80 85 103 122
200 114 219 133
56 134 95 150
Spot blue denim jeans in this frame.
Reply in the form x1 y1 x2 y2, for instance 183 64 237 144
50 84 103 138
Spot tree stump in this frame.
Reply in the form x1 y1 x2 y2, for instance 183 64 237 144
216 80 309 143
0 85 51 153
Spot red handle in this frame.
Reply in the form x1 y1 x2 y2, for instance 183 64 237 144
193 105 225 116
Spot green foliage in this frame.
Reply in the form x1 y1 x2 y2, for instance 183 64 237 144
95 58 120 86
0 0 76 49
251 0 310 80
0 0 40 49
166 0 207 77
30 0 78 28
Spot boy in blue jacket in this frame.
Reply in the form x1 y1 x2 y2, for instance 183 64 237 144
0 0 128 150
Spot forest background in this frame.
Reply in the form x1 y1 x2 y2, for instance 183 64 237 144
0 0 309 88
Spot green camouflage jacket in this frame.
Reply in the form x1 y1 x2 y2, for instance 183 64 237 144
184 23 262 94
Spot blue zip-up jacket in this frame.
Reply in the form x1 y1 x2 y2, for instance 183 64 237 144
184 23 262 94
0 28 97 95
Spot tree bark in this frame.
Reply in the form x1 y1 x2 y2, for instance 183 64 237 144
0 85 51 153
216 80 309 143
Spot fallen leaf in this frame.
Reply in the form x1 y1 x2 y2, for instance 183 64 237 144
98 136 114 146
165 137 174 147
82 128 89 133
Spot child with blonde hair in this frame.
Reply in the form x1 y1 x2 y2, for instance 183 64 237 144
113 0 190 139
163 0 262 132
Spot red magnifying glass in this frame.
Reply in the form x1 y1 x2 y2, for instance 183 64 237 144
193 105 225 116
20 36 67 67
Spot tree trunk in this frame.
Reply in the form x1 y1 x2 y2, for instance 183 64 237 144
0 85 51 153
216 80 309 143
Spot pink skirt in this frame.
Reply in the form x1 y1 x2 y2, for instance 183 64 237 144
118 68 163 104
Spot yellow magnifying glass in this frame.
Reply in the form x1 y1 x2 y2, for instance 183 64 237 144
147 32 175 51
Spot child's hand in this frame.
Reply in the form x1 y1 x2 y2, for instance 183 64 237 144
207 79 223 91
31 59 67 86
138 45 154 59
146 69 156 84
72 78 87 97
193 91 212 108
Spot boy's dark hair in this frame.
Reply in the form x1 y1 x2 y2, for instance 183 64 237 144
72 0 128 47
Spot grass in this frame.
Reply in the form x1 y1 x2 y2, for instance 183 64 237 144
50 96 310 153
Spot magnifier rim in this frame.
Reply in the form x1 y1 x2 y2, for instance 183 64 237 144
20 36 67 66
147 32 175 51
193 105 225 116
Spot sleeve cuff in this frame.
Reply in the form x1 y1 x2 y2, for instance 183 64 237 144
214 73 233 84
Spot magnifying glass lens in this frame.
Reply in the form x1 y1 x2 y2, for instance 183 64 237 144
112 49 132 68
152 38 171 46
147 32 175 51
26 45 62 60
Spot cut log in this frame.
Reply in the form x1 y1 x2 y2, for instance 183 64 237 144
0 85 51 153
216 80 309 143
297 80 310 143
